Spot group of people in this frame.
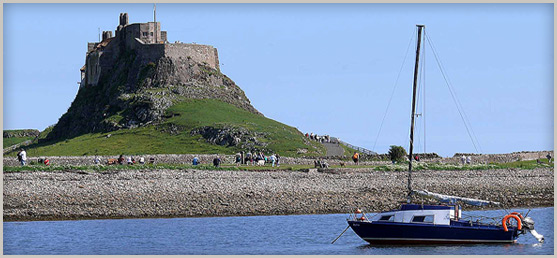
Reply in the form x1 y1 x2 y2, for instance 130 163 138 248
314 159 329 168
460 155 473 165
91 153 283 168
16 148 50 166
94 155 148 165
243 151 280 167
305 133 330 143
538 153 553 164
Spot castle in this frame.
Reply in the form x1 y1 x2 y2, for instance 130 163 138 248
80 13 220 88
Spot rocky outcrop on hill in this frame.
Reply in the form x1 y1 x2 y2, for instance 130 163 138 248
190 126 269 149
45 51 260 141
3 129 40 139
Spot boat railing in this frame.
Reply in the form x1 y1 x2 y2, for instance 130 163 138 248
348 209 377 222
460 215 505 226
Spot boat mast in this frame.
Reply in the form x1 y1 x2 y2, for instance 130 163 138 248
407 24 425 203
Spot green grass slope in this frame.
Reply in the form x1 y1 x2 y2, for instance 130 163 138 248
9 99 325 157
3 129 39 148
3 136 34 148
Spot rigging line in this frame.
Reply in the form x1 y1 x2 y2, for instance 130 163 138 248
424 33 480 153
372 29 416 152
425 33 483 154
423 31 426 154
419 31 427 154
414 43 426 154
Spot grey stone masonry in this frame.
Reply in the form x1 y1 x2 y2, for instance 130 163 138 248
82 13 219 88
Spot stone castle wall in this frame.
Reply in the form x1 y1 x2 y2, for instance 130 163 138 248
136 42 166 63
164 43 219 71
82 13 219 89
83 41 219 88
85 51 103 86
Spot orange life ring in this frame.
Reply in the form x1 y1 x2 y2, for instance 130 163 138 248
502 214 522 231
510 212 524 220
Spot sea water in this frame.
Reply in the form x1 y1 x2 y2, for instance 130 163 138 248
3 207 553 255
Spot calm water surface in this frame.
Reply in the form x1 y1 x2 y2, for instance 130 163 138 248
3 207 553 255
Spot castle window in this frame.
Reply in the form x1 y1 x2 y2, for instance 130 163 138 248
150 32 153 36
142 32 148 36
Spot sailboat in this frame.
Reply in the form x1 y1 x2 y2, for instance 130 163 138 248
346 25 544 244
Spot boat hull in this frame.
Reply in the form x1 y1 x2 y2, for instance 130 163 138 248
348 220 519 244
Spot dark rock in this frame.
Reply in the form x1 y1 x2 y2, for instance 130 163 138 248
3 129 40 138
190 126 269 148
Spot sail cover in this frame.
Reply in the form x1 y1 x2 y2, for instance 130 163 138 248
413 190 500 206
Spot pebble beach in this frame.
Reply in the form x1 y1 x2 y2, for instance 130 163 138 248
3 167 553 221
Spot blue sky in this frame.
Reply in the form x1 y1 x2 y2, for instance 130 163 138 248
3 3 553 157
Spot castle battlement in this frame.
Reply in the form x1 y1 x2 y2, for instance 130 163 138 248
80 13 219 88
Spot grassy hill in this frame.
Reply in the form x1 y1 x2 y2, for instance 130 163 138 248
3 136 34 149
3 129 39 148
9 99 325 157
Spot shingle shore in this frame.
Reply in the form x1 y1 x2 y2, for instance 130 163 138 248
3 168 553 221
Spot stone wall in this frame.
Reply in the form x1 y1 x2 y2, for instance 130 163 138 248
446 151 553 164
136 43 165 64
164 43 219 71
3 154 390 167
4 150 552 167
85 51 103 86
3 154 235 167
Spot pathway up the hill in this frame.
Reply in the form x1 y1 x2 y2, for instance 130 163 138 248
323 142 344 157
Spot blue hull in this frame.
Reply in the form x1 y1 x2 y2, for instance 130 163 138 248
348 220 519 244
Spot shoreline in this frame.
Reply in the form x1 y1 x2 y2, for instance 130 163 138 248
3 167 553 222
4 205 554 223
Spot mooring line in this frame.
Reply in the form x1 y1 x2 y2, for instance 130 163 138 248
331 225 351 244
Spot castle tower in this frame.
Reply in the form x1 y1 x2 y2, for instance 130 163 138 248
102 31 113 41
119 13 129 26
117 13 129 32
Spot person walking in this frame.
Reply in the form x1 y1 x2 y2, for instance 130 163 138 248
235 153 242 167
270 154 276 167
352 152 359 165
17 149 27 166
213 157 221 167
